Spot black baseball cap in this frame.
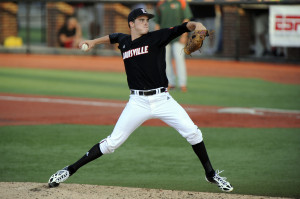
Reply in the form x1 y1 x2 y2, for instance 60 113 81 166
128 8 154 24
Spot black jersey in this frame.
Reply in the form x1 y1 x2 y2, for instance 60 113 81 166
109 22 189 90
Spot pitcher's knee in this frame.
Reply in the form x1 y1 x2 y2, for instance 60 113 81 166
186 127 203 145
99 137 119 154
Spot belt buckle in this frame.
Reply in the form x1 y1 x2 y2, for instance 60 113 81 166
144 91 151 96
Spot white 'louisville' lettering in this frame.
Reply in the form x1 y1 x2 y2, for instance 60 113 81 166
123 46 149 60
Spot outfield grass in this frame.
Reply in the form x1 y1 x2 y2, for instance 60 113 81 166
0 125 299 198
0 67 299 109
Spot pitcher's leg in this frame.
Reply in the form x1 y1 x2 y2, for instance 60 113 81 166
67 143 103 176
154 93 202 144
68 101 149 175
154 94 213 173
72 98 150 170
154 93 233 192
100 96 151 154
164 110 214 178
49 96 151 187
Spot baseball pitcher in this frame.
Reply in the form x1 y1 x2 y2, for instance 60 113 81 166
48 8 233 193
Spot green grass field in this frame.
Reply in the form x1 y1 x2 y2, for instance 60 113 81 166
0 67 299 109
0 125 299 198
0 66 300 198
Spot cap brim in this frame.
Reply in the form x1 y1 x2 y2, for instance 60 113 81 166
142 13 154 19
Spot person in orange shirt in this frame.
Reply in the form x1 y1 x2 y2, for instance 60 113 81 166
155 0 193 92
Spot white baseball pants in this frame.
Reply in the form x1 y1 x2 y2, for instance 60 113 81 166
99 91 203 154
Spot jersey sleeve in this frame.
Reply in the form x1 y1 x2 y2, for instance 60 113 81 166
109 33 121 44
155 22 190 46
109 33 129 44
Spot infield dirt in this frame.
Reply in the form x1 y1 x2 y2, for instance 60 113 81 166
0 182 294 199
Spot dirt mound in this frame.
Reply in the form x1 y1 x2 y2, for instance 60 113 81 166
0 182 292 199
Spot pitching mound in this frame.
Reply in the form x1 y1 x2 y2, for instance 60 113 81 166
0 182 291 199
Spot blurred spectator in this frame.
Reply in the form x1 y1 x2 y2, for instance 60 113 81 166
191 5 220 55
251 9 285 58
214 5 223 54
155 0 192 92
58 17 82 48
254 11 270 57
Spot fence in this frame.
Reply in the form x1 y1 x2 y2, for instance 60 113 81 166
0 1 299 61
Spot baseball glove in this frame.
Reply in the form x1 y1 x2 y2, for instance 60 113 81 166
184 30 209 55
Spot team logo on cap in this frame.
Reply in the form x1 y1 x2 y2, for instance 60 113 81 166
141 9 147 14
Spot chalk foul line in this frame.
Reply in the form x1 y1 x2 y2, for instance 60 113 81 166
0 95 126 108
0 95 300 116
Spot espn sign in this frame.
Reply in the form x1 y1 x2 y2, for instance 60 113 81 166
270 6 300 47
275 15 300 31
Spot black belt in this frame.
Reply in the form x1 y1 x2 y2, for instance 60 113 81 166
130 88 167 96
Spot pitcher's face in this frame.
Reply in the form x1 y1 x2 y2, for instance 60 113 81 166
132 16 149 35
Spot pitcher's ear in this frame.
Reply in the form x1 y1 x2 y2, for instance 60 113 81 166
129 21 135 29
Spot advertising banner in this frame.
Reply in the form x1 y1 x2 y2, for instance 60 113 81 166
269 5 300 47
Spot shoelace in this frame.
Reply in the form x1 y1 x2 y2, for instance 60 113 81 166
56 170 69 183
213 170 229 185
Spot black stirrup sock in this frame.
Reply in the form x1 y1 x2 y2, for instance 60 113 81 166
68 143 103 176
192 141 215 177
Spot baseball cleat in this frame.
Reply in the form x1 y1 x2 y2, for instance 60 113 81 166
48 166 70 188
205 170 233 192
